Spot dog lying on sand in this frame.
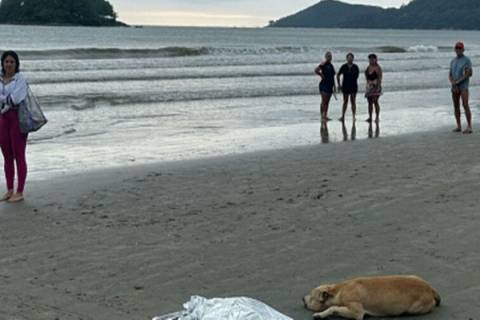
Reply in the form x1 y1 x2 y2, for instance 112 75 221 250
303 275 441 320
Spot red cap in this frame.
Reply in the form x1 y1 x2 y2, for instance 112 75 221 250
455 42 465 49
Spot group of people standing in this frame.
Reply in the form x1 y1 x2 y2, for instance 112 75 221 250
0 43 474 204
315 41 474 134
315 52 383 123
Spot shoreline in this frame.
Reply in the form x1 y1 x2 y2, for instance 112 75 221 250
1 127 480 319
25 114 475 182
26 124 435 182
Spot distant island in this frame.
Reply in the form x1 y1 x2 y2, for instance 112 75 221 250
269 0 480 30
0 0 127 26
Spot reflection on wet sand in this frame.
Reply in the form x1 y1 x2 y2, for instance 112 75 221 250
321 121 329 144
368 121 381 139
321 120 380 144
342 120 357 141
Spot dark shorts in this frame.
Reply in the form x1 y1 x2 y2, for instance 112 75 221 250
342 85 358 95
451 85 469 94
319 83 334 94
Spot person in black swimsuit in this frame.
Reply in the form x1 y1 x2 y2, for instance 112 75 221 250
365 53 383 122
337 53 359 122
315 51 336 121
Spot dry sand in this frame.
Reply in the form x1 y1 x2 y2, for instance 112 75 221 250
1 128 480 320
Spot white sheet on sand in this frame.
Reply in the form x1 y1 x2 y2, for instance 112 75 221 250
152 296 293 320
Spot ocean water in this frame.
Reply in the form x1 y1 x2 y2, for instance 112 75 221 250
0 25 479 179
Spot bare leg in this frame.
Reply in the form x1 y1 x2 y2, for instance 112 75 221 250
339 93 348 121
351 93 357 120
374 97 380 122
366 98 373 122
452 91 462 131
324 93 332 121
461 90 472 133
320 93 326 120
320 92 332 121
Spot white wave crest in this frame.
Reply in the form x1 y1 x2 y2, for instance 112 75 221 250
407 45 439 53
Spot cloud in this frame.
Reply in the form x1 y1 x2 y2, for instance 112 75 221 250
110 0 410 26
120 10 269 27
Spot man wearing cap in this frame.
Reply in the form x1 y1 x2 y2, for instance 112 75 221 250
449 41 473 134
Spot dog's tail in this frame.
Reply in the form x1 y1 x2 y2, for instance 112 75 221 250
433 289 441 307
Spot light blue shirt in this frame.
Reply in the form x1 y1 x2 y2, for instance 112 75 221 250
450 55 472 90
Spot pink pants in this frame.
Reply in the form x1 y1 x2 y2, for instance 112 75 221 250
0 109 28 193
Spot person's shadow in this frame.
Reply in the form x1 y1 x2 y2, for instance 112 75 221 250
368 121 381 139
342 120 357 141
321 121 329 144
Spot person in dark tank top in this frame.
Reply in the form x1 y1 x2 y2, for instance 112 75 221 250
315 51 336 122
337 53 359 122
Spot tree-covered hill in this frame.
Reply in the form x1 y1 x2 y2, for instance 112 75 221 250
270 0 480 30
0 0 127 26
269 0 383 28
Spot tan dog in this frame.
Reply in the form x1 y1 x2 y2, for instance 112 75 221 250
303 275 441 320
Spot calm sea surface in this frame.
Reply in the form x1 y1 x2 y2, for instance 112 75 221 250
0 25 478 178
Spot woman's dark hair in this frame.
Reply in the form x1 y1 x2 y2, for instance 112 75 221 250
1 50 20 74
368 53 378 60
347 53 354 59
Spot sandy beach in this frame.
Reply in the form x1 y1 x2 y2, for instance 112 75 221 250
1 127 480 320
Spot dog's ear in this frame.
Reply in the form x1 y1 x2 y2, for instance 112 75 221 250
322 291 333 301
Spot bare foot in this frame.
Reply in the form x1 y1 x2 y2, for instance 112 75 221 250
452 128 462 133
463 128 473 134
7 193 24 203
1 191 13 202
365 118 372 123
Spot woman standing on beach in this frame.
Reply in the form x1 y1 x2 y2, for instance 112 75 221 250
315 51 336 121
365 54 383 123
0 51 28 203
337 53 359 121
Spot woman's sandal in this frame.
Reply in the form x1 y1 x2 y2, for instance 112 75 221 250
7 194 24 203
0 192 13 202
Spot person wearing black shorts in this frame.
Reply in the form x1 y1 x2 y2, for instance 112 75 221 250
315 51 336 121
337 53 359 122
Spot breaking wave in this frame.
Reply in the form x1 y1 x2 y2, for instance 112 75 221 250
13 44 452 61
16 47 211 60
15 46 313 60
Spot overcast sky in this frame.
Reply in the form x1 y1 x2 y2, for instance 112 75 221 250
110 0 411 27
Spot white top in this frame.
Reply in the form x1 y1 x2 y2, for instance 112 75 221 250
0 72 28 107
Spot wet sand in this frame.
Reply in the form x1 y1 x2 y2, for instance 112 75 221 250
1 128 480 320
